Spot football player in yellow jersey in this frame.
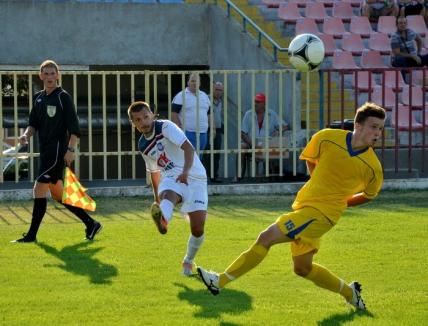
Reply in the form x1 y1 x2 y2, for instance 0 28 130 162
197 102 386 310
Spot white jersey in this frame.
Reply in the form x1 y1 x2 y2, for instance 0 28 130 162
139 120 207 180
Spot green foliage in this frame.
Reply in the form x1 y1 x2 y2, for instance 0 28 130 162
0 192 427 325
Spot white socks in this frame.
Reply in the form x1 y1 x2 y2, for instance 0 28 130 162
159 199 174 223
183 234 205 263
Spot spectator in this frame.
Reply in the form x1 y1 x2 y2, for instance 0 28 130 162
397 0 425 17
204 81 224 183
391 16 428 68
362 0 398 20
235 93 289 182
172 73 213 152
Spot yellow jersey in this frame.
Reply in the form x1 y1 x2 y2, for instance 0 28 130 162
292 129 383 223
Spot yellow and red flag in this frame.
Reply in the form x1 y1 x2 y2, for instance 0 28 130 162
62 167 96 211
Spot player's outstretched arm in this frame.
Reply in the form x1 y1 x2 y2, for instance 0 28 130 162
347 193 371 207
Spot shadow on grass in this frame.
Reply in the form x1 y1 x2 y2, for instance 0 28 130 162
175 282 252 322
318 309 374 326
37 241 118 285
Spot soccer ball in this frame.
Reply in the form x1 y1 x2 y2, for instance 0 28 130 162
288 34 325 72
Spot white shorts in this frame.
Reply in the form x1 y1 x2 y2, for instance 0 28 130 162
158 176 208 213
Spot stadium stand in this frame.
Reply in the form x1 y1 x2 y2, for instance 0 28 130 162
323 17 349 39
278 3 303 24
305 2 329 23
332 50 359 69
341 33 366 56
368 33 392 55
391 105 423 131
332 1 354 23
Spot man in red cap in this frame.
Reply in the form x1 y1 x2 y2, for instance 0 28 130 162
235 92 289 182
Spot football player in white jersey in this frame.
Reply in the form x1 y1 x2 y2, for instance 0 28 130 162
128 101 208 276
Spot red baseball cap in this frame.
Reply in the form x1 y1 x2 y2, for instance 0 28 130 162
255 93 266 103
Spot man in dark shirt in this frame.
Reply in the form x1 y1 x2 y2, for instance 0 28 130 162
12 60 102 243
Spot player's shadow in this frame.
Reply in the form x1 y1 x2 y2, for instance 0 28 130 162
37 241 118 285
174 282 252 321
318 309 374 326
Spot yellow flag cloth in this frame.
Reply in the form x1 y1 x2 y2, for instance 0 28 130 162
62 167 96 211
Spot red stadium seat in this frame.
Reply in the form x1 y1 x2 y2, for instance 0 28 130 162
371 86 398 109
332 50 359 70
288 0 314 8
410 69 428 86
377 16 396 36
278 3 303 24
305 2 329 23
383 70 407 91
368 33 392 55
318 0 337 8
361 50 388 69
407 15 428 37
342 0 363 8
316 33 337 56
295 18 320 35
350 16 374 38
391 105 423 131
341 33 366 56
351 70 378 92
261 0 284 9
323 17 349 39
401 85 427 107
332 2 354 23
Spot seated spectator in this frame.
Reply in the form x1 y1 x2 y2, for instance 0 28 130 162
397 0 425 17
362 0 398 20
235 93 289 182
391 16 428 68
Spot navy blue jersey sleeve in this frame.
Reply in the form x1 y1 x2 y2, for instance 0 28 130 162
29 94 40 129
60 92 81 137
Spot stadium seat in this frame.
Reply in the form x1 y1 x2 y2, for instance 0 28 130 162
391 104 423 131
401 85 427 107
371 86 399 109
351 70 378 92
332 50 359 70
407 15 428 37
349 16 374 38
305 2 329 23
383 70 407 91
288 0 315 8
368 33 392 55
332 2 354 23
411 69 428 86
342 0 363 8
341 33 366 56
318 0 337 8
316 33 337 56
261 0 283 9
295 18 320 35
377 16 396 36
361 50 388 69
323 17 349 39
278 3 303 24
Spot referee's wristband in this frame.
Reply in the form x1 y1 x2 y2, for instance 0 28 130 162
67 147 76 153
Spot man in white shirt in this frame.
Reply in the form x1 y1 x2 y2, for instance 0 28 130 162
128 101 208 277
172 73 214 152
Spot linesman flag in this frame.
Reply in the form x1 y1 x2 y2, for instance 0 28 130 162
62 167 96 211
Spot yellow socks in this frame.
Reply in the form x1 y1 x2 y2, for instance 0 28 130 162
218 243 268 288
304 263 353 301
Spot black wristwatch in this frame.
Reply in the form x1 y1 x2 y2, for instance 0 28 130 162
67 147 75 153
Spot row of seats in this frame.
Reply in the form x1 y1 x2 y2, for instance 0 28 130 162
262 0 362 9
292 16 427 38
73 0 184 3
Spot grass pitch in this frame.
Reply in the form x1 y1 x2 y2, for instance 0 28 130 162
0 191 427 325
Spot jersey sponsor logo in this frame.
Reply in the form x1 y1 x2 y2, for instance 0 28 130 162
37 99 42 103
157 152 174 171
47 105 56 117
157 142 164 151
194 200 205 204
284 219 295 231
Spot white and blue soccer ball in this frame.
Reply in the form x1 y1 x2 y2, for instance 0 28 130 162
288 33 325 72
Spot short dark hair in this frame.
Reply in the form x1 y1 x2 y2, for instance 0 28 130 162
355 102 386 124
127 101 152 120
40 60 59 73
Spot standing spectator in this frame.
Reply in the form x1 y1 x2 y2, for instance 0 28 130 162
205 81 224 183
397 0 425 17
391 16 428 68
172 73 214 153
362 0 398 20
11 60 102 243
235 93 288 182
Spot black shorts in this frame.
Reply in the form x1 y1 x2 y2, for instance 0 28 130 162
36 147 66 184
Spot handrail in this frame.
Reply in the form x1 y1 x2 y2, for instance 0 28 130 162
217 0 288 62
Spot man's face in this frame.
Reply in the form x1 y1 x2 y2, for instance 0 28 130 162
39 67 59 90
355 116 385 147
187 75 199 93
397 18 407 32
213 85 223 100
130 108 154 136
255 101 265 113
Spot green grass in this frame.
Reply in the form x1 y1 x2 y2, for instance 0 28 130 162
0 191 427 325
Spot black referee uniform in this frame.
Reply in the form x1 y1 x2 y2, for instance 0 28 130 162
30 86 80 183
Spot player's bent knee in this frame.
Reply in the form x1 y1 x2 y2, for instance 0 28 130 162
293 264 311 277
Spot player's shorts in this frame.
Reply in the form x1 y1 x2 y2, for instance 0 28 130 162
275 206 334 257
159 176 208 213
36 147 66 184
